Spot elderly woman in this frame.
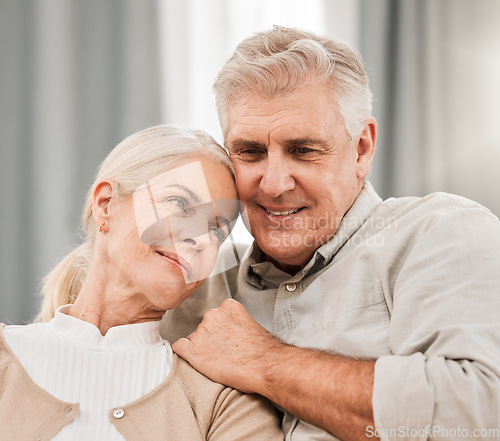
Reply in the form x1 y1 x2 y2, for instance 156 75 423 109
0 125 283 441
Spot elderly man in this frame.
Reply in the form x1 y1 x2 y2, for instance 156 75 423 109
162 27 500 441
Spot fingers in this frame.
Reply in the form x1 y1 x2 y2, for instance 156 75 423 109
172 337 192 360
171 299 249 365
220 298 244 310
211 298 248 319
170 298 275 393
196 299 247 326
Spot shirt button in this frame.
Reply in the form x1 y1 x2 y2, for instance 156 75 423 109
253 267 262 275
285 283 297 292
113 408 125 419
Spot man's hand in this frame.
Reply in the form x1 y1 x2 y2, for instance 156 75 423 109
173 299 377 441
172 299 284 395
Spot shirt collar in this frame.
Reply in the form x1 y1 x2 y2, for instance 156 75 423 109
48 305 164 350
244 245 291 289
244 181 383 285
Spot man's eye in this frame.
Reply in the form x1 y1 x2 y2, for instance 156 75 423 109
234 149 266 161
294 147 314 154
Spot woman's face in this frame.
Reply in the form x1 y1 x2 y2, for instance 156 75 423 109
103 157 238 311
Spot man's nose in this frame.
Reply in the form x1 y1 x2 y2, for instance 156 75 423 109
259 151 295 197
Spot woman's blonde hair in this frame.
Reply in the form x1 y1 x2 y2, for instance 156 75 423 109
35 125 233 322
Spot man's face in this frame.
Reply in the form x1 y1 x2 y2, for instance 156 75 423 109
225 82 375 272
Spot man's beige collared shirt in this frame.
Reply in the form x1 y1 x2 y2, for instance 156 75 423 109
162 181 500 441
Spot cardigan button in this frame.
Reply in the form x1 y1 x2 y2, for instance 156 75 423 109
113 408 125 419
65 406 73 416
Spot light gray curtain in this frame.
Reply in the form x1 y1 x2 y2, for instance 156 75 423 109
4 0 499 324
358 0 500 216
0 0 162 324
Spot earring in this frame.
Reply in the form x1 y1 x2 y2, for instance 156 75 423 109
99 222 106 233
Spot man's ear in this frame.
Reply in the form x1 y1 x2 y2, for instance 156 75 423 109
92 181 114 226
356 118 377 179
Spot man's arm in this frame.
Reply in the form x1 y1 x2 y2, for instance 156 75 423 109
173 299 377 441
173 205 500 441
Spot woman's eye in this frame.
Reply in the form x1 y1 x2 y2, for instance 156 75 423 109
209 226 229 246
165 196 189 211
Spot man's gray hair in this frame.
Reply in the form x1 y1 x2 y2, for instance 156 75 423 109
213 26 373 140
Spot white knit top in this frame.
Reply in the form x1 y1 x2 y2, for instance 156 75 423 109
4 305 173 440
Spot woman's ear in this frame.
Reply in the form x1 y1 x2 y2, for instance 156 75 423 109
92 181 114 228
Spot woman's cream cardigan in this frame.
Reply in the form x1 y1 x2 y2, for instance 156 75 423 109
0 325 283 441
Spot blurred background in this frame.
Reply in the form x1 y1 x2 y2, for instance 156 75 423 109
1 0 499 324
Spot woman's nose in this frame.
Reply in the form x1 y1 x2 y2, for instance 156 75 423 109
181 232 211 251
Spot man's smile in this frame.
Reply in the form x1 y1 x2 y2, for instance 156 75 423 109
262 206 304 216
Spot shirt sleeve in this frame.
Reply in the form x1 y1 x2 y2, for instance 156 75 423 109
372 205 500 440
